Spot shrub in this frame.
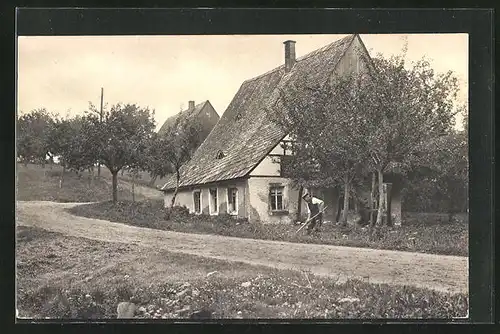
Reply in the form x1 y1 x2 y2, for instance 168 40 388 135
68 200 468 256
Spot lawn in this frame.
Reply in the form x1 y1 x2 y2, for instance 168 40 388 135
16 225 468 319
68 200 469 257
16 163 146 202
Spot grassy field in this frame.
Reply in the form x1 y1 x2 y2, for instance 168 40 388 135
16 225 468 319
16 163 146 202
98 167 168 189
69 200 469 257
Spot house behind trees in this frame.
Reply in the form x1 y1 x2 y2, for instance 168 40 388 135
161 35 402 224
158 100 220 143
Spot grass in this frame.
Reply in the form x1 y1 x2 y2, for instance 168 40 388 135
16 226 468 319
16 163 146 203
68 200 468 257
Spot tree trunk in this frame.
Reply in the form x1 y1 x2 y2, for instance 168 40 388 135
375 168 385 226
295 185 304 222
132 173 136 203
97 161 101 178
112 171 118 203
166 171 181 220
148 174 158 187
335 195 342 223
340 176 350 225
369 172 376 226
59 165 66 189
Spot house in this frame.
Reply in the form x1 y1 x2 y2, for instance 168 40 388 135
161 34 403 226
158 100 220 143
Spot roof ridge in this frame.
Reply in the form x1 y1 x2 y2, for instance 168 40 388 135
242 34 355 85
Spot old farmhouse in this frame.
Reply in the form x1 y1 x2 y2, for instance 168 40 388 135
158 100 220 141
161 34 402 225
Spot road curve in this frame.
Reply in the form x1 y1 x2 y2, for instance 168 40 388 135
16 201 468 294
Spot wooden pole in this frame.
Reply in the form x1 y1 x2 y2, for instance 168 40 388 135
296 206 328 234
97 87 103 177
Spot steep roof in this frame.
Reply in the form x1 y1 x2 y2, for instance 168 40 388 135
158 100 212 135
162 34 363 191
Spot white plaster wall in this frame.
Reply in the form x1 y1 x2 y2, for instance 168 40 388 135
164 179 248 218
250 156 281 176
247 177 306 224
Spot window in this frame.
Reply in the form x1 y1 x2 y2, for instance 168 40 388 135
193 190 201 214
269 186 285 211
227 188 238 215
216 150 225 159
209 188 218 215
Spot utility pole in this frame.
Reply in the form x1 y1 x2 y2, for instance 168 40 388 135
97 87 103 177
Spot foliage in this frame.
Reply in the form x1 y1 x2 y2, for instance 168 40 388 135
69 200 468 256
143 133 174 181
270 45 463 228
48 115 97 176
86 103 156 202
17 108 55 165
159 117 204 217
403 117 468 217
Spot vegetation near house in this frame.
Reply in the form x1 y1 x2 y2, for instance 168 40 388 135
16 33 469 320
270 39 466 229
69 199 468 257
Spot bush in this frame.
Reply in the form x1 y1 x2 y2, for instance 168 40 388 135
68 200 468 256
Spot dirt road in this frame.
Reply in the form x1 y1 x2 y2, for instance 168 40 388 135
16 201 468 294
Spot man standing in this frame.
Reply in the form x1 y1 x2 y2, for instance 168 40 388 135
302 192 325 234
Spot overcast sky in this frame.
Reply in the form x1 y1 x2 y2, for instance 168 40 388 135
17 34 468 130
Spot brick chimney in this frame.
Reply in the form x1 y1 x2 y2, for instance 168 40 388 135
283 40 296 72
188 101 195 110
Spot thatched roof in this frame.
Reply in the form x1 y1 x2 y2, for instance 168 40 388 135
161 34 367 191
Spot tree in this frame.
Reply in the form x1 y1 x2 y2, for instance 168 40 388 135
269 47 462 229
48 115 97 187
17 108 54 166
269 71 372 225
143 133 173 187
363 53 461 226
161 117 203 218
88 103 156 203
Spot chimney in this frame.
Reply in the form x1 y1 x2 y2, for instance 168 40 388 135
283 40 296 72
188 101 195 110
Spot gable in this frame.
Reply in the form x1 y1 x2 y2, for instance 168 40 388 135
161 34 372 191
158 101 217 135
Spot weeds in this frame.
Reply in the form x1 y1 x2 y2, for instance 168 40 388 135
69 200 468 256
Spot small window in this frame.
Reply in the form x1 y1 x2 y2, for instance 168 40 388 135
216 150 225 159
193 190 202 214
209 188 218 215
227 188 238 215
269 186 284 211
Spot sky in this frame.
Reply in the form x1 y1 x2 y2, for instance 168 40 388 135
17 34 468 130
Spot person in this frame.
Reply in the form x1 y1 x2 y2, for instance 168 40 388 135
302 192 325 234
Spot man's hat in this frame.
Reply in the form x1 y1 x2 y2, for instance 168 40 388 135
302 192 310 199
